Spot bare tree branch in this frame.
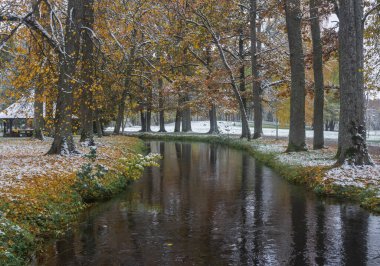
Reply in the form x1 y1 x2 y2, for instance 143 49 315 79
363 3 380 23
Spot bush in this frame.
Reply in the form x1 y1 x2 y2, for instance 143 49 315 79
74 147 161 202
0 214 34 266
0 136 150 264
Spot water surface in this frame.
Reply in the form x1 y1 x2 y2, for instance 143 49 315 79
40 141 380 265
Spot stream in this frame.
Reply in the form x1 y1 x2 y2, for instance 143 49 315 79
39 141 380 265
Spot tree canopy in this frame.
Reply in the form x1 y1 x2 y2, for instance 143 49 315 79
0 0 379 165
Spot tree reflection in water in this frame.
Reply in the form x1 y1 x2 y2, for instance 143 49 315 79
39 141 380 266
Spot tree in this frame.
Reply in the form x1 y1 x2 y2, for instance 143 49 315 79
194 4 251 139
285 0 307 152
336 0 374 165
181 49 193 133
238 15 249 138
157 77 167 132
205 45 219 134
31 0 46 141
364 1 380 93
250 0 263 139
310 0 325 149
111 26 138 135
79 0 95 145
1 0 91 154
47 0 83 155
2 0 378 161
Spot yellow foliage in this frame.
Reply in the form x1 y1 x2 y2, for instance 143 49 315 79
0 137 150 263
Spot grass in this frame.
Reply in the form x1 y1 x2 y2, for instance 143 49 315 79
132 132 380 214
0 136 159 265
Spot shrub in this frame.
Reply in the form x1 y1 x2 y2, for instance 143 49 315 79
74 147 161 202
0 214 34 266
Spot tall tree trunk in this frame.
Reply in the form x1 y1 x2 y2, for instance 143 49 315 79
181 47 193 133
250 0 263 139
32 0 45 141
113 30 136 135
146 109 152 132
205 45 219 134
239 25 249 138
329 120 335 131
337 0 373 165
285 0 307 152
158 78 166 132
198 12 251 139
114 88 127 134
174 101 182 132
114 75 131 134
48 0 82 155
95 109 103 138
79 90 93 144
45 98 54 137
146 86 152 132
79 0 95 145
181 93 192 132
140 110 147 132
33 86 44 140
121 116 126 134
310 0 325 150
208 103 219 134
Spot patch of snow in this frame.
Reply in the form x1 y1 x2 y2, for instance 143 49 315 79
276 150 336 167
0 138 117 193
324 163 380 189
105 120 380 142
253 143 286 153
0 96 35 119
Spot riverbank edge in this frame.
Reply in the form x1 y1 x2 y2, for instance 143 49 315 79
134 133 380 214
0 137 157 265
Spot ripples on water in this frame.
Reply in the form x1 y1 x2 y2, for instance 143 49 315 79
39 141 380 266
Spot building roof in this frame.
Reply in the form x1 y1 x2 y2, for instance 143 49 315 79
0 97 34 119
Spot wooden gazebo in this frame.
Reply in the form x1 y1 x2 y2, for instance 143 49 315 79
0 98 34 137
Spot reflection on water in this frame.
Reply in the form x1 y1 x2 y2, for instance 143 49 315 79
40 141 380 266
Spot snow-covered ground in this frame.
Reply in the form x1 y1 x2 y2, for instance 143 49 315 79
106 120 380 143
0 137 130 192
0 139 86 190
324 164 380 190
1 126 379 201
276 149 336 167
107 120 380 192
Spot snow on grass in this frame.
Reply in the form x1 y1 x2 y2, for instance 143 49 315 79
247 137 289 152
276 149 336 167
105 120 380 142
256 145 286 153
0 137 134 192
262 143 380 191
0 139 83 189
107 120 380 192
324 163 380 189
2 124 379 201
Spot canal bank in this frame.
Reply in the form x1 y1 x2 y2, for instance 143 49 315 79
132 133 380 214
0 136 159 265
39 141 380 265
